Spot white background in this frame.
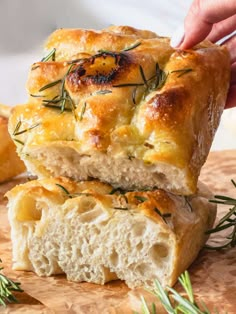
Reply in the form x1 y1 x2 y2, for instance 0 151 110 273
0 0 235 150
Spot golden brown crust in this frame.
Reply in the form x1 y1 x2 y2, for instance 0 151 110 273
6 177 216 287
9 26 230 193
0 114 25 183
6 176 213 230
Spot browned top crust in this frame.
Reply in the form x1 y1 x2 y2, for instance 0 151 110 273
9 26 230 193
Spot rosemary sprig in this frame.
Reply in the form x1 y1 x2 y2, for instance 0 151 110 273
139 65 148 88
56 183 72 198
123 42 141 51
13 121 40 136
38 79 62 92
13 138 24 146
39 64 76 114
94 90 112 95
171 68 193 77
156 70 169 89
109 187 126 195
113 62 168 105
13 120 22 136
139 271 213 314
135 196 148 203
55 184 92 198
184 196 193 212
0 259 23 307
114 207 128 210
31 65 40 71
79 102 87 121
30 94 45 98
41 48 56 62
204 179 236 250
154 207 171 224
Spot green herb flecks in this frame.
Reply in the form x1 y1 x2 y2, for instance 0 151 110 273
135 196 148 203
171 68 193 77
113 62 168 105
184 196 193 212
138 271 213 314
139 65 148 88
79 102 87 121
55 184 92 198
41 48 56 62
56 183 72 198
30 94 46 98
205 179 236 250
123 42 141 52
39 79 62 92
13 120 40 136
114 207 128 210
13 120 22 136
39 64 76 114
0 259 23 307
154 207 171 224
94 90 112 95
13 139 24 146
109 187 126 195
156 69 169 90
31 65 40 71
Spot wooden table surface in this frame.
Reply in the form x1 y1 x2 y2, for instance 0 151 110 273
0 150 236 313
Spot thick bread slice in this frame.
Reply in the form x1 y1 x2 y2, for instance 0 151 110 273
7 177 216 288
0 105 25 183
9 26 230 195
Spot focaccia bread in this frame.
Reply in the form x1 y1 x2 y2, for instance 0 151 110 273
9 26 230 194
0 104 25 183
7 177 216 288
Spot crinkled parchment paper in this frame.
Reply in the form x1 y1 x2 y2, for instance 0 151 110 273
0 150 236 313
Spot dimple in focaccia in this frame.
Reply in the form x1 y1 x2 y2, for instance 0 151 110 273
9 25 230 194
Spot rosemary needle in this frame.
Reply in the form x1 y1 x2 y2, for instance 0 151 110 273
79 102 87 121
123 42 141 51
154 208 171 224
13 123 40 136
0 259 23 307
171 68 193 77
56 184 91 198
205 179 236 250
138 271 213 314
39 79 62 92
41 48 56 62
134 196 148 203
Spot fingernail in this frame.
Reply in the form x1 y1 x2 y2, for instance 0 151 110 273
170 24 185 48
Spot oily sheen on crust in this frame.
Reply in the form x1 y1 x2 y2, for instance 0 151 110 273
9 26 230 194
7 177 216 288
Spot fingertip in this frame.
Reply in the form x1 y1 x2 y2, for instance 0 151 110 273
225 84 236 109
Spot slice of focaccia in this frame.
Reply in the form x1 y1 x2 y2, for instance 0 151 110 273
8 26 230 194
0 104 25 183
7 177 216 288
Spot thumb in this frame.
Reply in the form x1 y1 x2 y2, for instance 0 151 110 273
171 0 236 49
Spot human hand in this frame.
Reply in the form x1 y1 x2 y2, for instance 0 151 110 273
171 0 236 109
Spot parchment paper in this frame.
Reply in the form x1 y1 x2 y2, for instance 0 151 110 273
0 150 236 313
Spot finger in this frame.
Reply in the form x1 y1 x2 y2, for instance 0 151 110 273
225 84 236 109
230 62 236 84
225 63 236 109
221 34 236 64
207 14 236 43
176 0 236 49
